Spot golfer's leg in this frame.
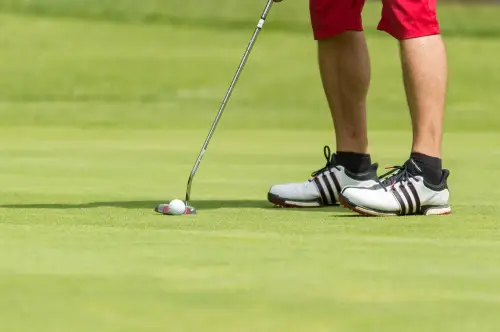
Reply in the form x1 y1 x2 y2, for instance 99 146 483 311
378 0 446 184
400 36 447 158
339 0 451 216
266 0 378 208
318 32 370 155
311 0 371 161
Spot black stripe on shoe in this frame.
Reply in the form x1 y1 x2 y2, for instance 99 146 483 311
313 177 328 205
407 182 421 213
321 174 336 205
318 176 333 204
329 171 342 201
392 188 406 215
399 185 414 215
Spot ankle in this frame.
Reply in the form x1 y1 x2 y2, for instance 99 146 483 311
336 151 372 174
336 135 369 155
410 152 443 185
411 142 441 159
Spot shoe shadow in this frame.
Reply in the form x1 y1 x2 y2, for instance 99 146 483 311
0 200 345 213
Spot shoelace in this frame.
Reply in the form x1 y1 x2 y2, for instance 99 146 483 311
310 146 341 180
378 164 420 192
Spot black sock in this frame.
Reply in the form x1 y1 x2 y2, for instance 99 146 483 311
409 152 442 185
336 151 372 173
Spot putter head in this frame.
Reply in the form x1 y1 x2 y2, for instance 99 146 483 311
154 203 196 215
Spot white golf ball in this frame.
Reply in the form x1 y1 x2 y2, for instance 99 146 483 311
168 199 186 215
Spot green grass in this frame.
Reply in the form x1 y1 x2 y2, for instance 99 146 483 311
1 3 500 331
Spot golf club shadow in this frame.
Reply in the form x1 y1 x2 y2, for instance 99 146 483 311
0 200 344 213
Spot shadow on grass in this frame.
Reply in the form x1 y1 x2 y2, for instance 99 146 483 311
0 200 345 213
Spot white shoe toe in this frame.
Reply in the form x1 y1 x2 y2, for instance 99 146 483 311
342 186 400 212
269 182 320 201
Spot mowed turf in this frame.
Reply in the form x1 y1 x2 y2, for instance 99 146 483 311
1 7 500 332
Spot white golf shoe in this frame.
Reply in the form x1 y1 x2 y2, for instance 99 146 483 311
268 146 379 207
340 159 452 216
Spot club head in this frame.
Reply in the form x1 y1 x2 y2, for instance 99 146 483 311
154 204 197 216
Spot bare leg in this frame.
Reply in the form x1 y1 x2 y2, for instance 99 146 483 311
318 31 371 154
400 35 448 158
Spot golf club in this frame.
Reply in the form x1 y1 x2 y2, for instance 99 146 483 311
155 0 275 215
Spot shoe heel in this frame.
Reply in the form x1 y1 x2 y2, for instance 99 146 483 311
422 205 452 216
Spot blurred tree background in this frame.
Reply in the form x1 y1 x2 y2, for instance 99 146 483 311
1 0 499 37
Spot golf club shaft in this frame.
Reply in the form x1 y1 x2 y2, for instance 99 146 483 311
185 0 275 204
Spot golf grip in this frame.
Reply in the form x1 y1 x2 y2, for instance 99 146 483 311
184 0 275 204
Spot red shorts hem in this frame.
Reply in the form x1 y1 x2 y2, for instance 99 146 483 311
377 25 441 40
313 27 364 40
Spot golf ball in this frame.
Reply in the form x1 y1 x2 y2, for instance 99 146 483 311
168 199 186 215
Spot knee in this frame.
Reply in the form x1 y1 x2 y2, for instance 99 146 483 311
378 0 441 40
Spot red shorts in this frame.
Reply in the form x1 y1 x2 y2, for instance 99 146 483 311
310 0 440 40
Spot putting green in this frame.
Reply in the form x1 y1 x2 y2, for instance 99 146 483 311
0 4 499 332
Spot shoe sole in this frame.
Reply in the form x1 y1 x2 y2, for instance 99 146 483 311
339 194 452 217
267 193 333 208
